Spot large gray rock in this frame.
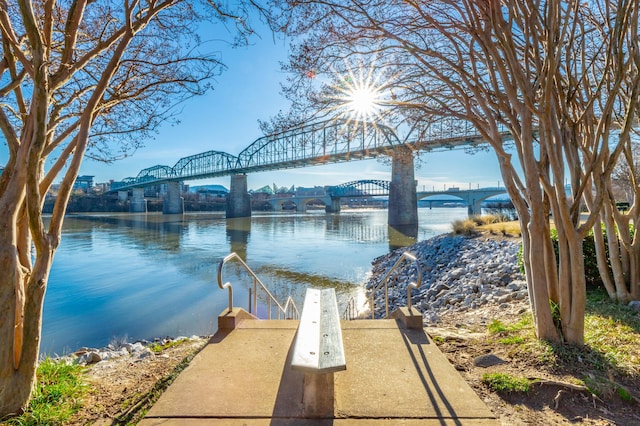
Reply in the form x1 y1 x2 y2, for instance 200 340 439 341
473 353 506 368
80 351 102 364
628 301 640 312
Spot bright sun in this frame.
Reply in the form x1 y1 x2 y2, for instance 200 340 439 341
331 63 386 122
345 86 380 118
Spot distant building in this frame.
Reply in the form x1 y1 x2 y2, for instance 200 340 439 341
251 185 274 195
74 175 94 192
190 184 229 199
296 186 326 197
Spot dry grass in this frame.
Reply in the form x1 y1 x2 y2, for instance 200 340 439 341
453 215 522 237
451 218 479 235
480 220 522 237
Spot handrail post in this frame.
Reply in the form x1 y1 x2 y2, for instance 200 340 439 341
384 280 389 318
253 278 258 316
217 253 236 312
368 251 422 320
217 252 300 320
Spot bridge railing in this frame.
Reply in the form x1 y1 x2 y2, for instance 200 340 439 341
110 117 507 191
235 119 402 173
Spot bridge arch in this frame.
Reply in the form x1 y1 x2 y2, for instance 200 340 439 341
327 180 390 197
236 119 402 172
172 150 238 179
417 193 467 202
269 196 329 212
416 188 507 215
136 165 173 182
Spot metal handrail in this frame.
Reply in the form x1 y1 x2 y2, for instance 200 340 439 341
369 251 422 319
217 252 300 320
342 296 359 320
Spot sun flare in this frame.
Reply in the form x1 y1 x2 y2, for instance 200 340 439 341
330 62 388 123
345 86 380 118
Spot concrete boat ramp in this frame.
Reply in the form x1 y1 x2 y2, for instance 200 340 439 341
140 309 497 425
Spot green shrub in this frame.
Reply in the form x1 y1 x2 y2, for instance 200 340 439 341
515 225 633 291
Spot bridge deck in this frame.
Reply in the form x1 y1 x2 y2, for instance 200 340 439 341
110 118 510 191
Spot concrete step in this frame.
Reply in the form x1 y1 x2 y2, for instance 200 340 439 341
139 318 497 425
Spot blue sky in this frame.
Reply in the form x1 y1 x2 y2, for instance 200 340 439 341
0 19 505 192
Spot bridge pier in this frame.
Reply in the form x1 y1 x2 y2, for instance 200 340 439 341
468 198 482 216
325 197 341 213
388 147 418 237
118 190 128 202
163 181 184 214
130 188 147 213
293 199 307 212
227 174 252 218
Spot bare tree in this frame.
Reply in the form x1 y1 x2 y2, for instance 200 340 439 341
273 0 640 344
0 0 267 416
590 117 640 303
611 141 640 203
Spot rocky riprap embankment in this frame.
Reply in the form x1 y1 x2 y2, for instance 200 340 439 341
63 335 205 365
364 234 528 324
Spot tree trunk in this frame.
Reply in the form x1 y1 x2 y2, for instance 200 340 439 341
0 221 40 416
592 218 618 300
603 204 631 303
526 209 560 342
563 232 586 345
0 150 52 416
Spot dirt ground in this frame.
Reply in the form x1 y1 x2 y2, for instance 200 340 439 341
67 300 640 425
431 301 640 426
69 338 208 425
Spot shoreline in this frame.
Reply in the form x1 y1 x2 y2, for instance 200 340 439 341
47 232 640 426
364 232 526 324
57 232 525 365
54 335 209 366
57 231 530 425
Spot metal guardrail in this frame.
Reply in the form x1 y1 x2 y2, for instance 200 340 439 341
217 253 300 320
369 251 422 319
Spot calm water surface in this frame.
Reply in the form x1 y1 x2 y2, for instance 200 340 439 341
42 208 467 354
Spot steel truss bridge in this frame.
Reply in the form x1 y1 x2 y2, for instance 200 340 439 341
324 180 505 201
326 180 390 197
111 117 508 191
270 180 506 216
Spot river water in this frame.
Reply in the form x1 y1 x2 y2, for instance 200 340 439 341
42 208 468 355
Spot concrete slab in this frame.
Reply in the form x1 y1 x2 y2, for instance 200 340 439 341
336 322 493 420
144 321 303 419
140 419 498 425
140 319 497 425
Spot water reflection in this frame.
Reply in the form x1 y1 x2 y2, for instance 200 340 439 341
325 212 389 243
388 224 418 251
42 208 468 355
226 217 251 260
